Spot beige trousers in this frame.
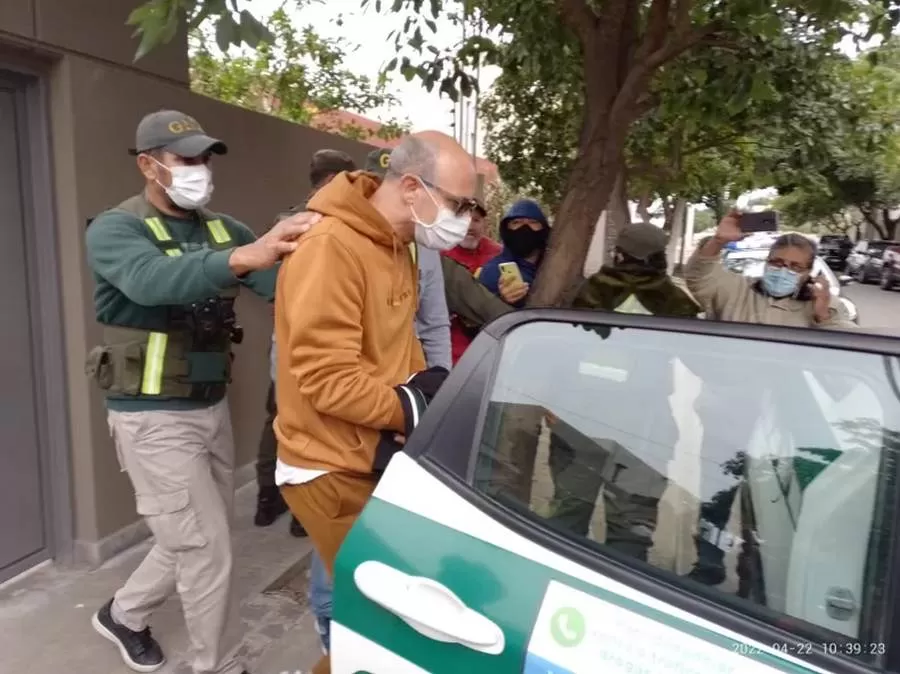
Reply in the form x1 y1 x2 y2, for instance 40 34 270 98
108 399 243 674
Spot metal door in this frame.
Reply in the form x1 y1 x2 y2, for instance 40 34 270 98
0 80 47 581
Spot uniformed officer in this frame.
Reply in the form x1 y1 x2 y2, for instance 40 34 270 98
84 109 310 674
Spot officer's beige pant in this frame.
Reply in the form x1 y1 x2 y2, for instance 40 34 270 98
107 399 243 674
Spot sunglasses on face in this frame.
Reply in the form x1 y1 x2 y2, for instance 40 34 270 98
417 176 479 217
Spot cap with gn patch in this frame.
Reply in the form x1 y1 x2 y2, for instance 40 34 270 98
365 148 392 176
129 109 228 158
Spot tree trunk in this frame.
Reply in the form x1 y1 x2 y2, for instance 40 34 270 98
636 191 653 224
527 139 622 307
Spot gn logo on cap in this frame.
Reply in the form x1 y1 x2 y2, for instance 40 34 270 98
168 117 203 135
379 152 390 168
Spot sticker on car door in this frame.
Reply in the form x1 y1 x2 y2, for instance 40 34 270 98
524 581 818 674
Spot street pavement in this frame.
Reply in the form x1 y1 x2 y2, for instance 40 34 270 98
842 281 900 335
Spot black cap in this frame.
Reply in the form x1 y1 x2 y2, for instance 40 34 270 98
365 148 392 176
310 149 357 187
129 109 227 157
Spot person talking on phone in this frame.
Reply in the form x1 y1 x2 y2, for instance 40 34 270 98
683 212 855 588
476 199 550 308
685 211 854 328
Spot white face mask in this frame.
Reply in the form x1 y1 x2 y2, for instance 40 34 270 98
154 158 214 210
410 179 471 251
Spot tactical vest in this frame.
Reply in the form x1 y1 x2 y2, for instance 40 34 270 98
86 194 240 401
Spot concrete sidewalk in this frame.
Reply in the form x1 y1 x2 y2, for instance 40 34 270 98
0 482 322 674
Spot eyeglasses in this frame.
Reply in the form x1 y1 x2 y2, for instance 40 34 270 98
417 176 479 217
768 257 811 274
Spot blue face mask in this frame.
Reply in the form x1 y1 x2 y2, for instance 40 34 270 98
761 265 800 298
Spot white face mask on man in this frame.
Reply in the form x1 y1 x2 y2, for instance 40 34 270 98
410 178 471 250
153 158 214 210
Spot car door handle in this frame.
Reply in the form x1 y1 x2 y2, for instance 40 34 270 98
353 560 505 655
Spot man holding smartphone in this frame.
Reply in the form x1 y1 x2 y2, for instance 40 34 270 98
684 211 855 586
477 199 551 307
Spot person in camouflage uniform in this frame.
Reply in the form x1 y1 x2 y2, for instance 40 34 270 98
546 222 700 563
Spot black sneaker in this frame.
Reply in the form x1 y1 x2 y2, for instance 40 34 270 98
254 485 288 527
290 516 308 538
92 599 165 672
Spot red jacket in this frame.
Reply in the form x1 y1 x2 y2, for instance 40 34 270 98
443 237 503 364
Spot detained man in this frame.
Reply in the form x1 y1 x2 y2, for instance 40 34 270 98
273 131 478 674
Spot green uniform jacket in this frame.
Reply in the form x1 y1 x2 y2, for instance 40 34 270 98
86 194 275 411
440 255 513 330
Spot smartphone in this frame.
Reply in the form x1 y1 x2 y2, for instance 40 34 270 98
739 210 779 233
498 261 524 285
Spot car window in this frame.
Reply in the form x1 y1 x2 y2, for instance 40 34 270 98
471 321 900 665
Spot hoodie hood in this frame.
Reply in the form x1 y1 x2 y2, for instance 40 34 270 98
306 170 397 249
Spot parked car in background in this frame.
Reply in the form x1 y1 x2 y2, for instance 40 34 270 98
723 247 859 324
880 245 900 290
845 239 900 283
818 235 853 271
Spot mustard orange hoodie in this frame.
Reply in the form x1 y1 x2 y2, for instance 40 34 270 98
274 171 426 474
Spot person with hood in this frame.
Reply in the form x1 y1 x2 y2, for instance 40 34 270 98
255 149 357 538
477 199 550 307
274 131 478 674
545 223 700 563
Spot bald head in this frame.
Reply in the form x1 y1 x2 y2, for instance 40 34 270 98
389 131 477 197
370 130 480 248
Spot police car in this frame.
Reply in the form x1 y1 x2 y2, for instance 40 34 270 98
330 310 900 674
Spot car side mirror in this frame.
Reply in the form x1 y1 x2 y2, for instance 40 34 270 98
838 275 853 286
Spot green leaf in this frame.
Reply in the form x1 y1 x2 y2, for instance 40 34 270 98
215 13 237 52
410 27 424 52
439 78 458 103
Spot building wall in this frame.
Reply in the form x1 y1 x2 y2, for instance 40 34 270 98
0 0 189 85
2 0 375 560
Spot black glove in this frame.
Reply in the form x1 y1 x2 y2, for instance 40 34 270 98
393 366 449 438
405 366 449 401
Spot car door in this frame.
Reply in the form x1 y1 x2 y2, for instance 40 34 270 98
330 311 900 674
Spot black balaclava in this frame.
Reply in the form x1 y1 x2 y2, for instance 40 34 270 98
501 223 549 259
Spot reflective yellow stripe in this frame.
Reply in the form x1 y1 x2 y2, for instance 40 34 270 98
408 242 417 264
144 217 172 241
140 332 168 396
165 249 183 257
206 219 231 244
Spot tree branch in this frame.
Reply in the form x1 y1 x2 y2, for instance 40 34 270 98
647 20 723 70
555 0 598 45
641 0 671 61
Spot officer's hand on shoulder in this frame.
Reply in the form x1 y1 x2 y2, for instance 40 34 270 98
229 211 321 276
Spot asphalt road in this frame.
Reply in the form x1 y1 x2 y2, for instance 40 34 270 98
842 281 900 335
